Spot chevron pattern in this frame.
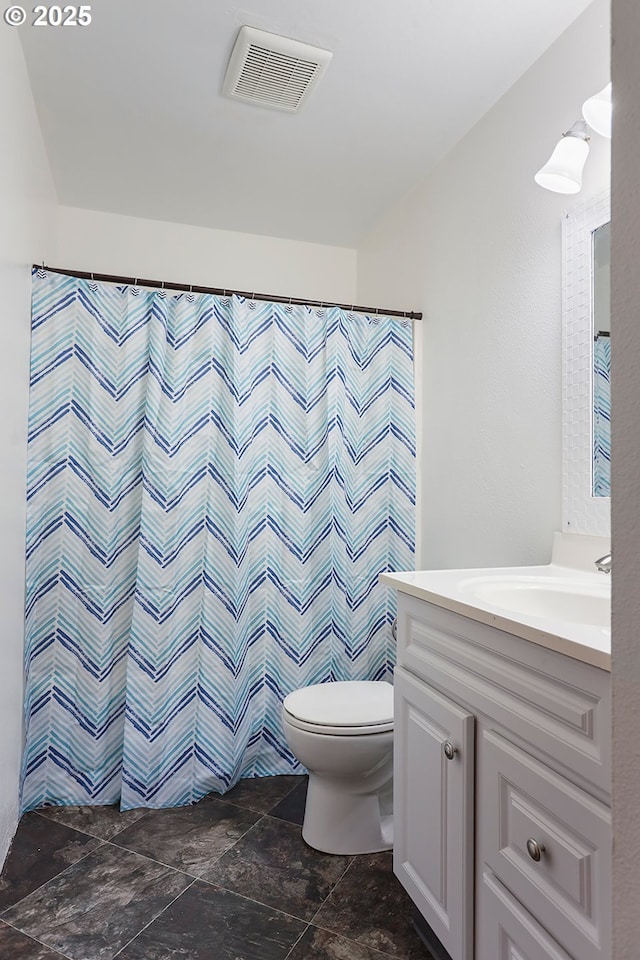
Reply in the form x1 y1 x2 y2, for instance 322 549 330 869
593 334 610 497
21 270 415 812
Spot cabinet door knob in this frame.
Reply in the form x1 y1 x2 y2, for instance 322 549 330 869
443 741 457 760
526 838 545 862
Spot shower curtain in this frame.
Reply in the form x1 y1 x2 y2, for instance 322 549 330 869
593 334 610 497
21 269 415 811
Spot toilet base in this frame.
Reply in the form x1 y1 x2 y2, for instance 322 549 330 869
301 772 393 855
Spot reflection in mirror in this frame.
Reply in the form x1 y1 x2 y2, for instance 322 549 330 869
562 190 609 537
592 221 610 497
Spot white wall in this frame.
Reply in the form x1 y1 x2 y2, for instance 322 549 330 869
357 0 610 569
55 206 357 305
611 0 640 953
0 30 56 865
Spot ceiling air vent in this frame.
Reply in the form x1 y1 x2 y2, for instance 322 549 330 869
223 26 333 113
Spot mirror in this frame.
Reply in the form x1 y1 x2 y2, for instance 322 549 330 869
592 221 610 497
562 191 610 537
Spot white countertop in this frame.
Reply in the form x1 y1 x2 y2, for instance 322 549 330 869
380 554 611 672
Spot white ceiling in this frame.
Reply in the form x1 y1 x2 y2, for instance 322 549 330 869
19 0 593 247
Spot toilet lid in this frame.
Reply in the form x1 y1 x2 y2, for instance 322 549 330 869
283 681 393 728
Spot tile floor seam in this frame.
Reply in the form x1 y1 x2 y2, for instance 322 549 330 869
200 793 270 814
197 877 336 927
200 814 353 924
281 920 312 960
0 838 109 920
101 837 203 879
94 807 159 843
200 795 264 816
3 779 427 960
107 812 268 880
101 815 151 843
307 918 405 960
306 854 356 927
195 809 268 868
200 774 305 818
30 772 305 843
260 810 312 833
268 774 306 805
193 875 323 927
32 807 112 843
109 875 199 960
0 917 76 960
34 793 262 840
33 807 159 845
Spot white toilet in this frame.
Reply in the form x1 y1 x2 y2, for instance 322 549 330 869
282 679 394 855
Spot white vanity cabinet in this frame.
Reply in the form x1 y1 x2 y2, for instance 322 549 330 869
393 592 611 960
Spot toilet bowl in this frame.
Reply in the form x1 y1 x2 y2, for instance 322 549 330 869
282 680 394 855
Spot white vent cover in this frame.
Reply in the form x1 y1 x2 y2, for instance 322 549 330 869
223 26 332 113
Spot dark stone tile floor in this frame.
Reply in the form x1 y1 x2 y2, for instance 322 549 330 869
0 776 432 960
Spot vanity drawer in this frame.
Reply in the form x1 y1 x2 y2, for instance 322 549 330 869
479 869 573 960
397 594 610 797
480 728 611 960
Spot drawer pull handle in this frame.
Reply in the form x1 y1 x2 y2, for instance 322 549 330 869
443 741 457 760
392 618 398 642
526 838 545 862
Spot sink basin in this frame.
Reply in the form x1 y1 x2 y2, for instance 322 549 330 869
379 534 613 669
459 575 610 629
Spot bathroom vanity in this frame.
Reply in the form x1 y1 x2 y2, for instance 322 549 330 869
381 535 611 960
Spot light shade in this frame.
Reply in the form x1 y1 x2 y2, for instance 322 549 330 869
534 127 590 194
582 83 612 138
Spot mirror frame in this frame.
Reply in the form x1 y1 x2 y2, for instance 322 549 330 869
562 190 610 537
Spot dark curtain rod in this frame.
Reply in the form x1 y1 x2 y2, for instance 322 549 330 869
36 265 423 321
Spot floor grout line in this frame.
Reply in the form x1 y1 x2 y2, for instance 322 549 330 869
102 807 276 876
31 773 307 841
282 920 311 959
32 807 115 842
17 807 305 902
0 920 79 960
33 806 168 846
1 836 193 924
193 878 320 926
2 781 424 960
309 916 412 959
109 876 199 960
203 777 307 820
0 837 110 919
306 854 357 927
205 773 305 802
101 837 206 877
0 918 75 959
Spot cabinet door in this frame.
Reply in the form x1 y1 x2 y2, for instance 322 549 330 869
394 665 475 960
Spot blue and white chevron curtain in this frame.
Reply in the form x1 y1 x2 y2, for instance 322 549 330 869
22 269 415 812
593 333 611 497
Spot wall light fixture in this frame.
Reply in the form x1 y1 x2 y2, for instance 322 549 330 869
534 120 590 195
535 81 612 194
582 83 612 139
